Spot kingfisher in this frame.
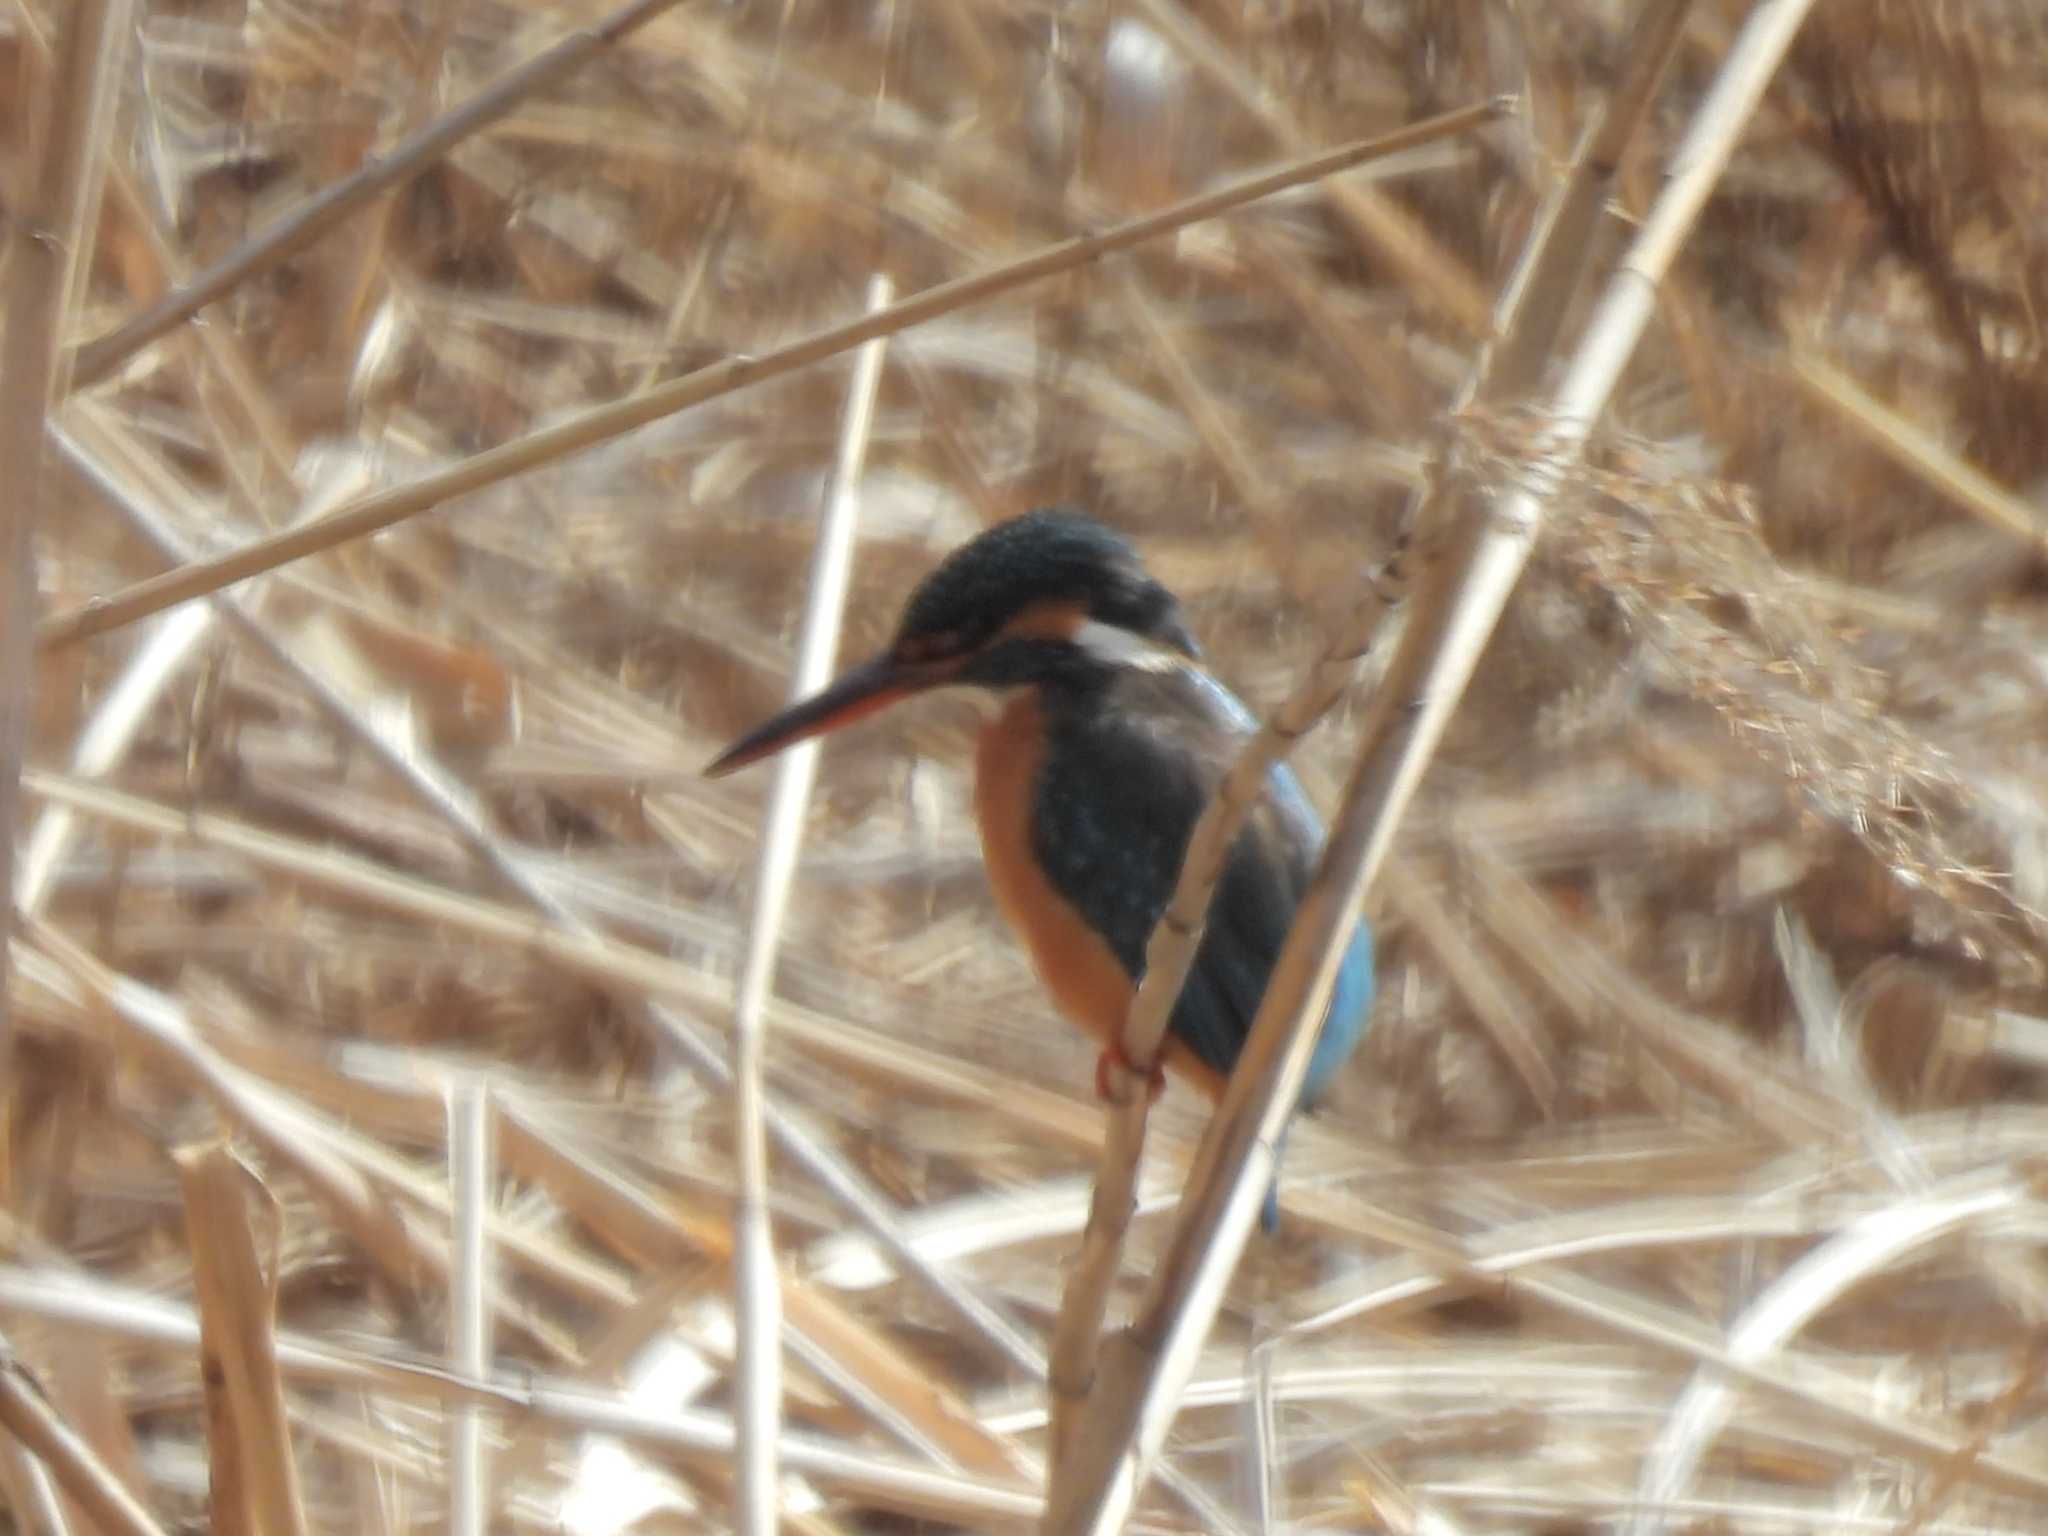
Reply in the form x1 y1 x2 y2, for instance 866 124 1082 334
705 509 1374 1222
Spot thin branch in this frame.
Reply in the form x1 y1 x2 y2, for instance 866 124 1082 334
65 0 693 389
38 100 1502 653
730 274 893 1536
1052 0 1813 1527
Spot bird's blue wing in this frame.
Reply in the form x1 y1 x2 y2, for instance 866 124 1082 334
1182 673 1375 1105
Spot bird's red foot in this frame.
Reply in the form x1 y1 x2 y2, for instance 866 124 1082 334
1096 1043 1166 1105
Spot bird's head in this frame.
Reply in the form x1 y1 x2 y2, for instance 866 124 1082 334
704 508 1195 776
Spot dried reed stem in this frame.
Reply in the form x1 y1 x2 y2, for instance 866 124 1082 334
17 4 2048 1527
1051 0 1812 1526
1275 1181 2048 1506
445 1082 495 1536
496 1106 1039 1491
728 274 893 1534
65 0 692 389
39 101 1501 653
0 0 131 1050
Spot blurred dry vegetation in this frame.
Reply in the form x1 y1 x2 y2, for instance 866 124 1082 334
7 0 2048 1531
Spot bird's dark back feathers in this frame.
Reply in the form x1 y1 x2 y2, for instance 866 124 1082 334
1028 660 1328 1086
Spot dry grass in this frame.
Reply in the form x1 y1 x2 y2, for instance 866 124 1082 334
8 0 2048 1531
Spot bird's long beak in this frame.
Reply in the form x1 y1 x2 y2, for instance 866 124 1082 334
703 653 954 777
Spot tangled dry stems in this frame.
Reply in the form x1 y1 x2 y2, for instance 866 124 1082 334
5 0 2048 1531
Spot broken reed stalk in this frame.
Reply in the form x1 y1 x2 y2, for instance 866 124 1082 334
728 274 893 1536
26 921 618 1364
176 1142 312 1536
38 100 1502 654
1045 0 1696 1509
1048 0 1816 1527
65 0 692 390
0 0 132 1048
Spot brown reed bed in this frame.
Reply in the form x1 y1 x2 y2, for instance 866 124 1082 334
6 0 2048 1531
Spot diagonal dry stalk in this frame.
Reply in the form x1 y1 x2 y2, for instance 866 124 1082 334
0 0 132 1051
26 5 2048 1523
65 0 692 390
1128 0 1493 335
1047 0 1816 1526
38 101 1501 654
0 1337 167 1536
1792 352 2048 551
1044 0 1696 1512
727 274 892 1536
25 919 457 1322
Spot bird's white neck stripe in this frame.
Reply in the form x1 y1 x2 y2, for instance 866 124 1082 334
1072 618 1181 672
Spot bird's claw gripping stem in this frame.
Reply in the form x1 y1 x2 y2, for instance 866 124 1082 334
1096 1043 1165 1105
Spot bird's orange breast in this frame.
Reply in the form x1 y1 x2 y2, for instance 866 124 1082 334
972 693 1226 1100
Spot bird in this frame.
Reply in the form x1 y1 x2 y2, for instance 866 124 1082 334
705 508 1374 1225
